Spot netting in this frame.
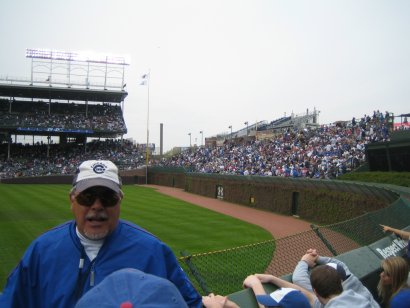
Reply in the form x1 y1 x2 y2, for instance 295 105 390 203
179 240 275 295
178 198 410 295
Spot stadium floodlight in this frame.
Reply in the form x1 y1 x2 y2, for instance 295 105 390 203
26 48 130 90
26 48 130 65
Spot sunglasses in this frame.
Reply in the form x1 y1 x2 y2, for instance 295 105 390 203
75 187 120 208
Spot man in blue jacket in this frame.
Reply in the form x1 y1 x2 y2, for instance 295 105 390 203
0 160 201 308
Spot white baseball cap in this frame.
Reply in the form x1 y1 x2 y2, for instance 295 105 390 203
72 160 121 193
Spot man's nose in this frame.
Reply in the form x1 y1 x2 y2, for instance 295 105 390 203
90 198 104 210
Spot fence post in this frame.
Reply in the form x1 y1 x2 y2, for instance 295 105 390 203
180 251 210 295
310 224 338 256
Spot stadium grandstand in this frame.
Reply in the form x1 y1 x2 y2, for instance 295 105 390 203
0 49 408 179
158 109 400 177
203 108 319 147
0 49 149 177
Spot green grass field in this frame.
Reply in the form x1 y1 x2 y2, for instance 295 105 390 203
0 184 272 291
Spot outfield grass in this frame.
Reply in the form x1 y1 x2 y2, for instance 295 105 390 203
0 184 272 290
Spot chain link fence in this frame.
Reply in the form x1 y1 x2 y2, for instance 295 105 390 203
179 240 275 296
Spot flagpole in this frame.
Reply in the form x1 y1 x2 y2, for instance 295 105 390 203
145 69 150 184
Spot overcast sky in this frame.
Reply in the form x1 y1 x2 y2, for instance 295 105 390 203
0 0 409 152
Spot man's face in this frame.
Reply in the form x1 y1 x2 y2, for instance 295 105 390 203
70 186 121 240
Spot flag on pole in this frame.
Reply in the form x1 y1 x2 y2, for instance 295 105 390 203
140 73 149 85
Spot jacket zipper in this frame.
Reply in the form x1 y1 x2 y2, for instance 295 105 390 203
90 261 96 287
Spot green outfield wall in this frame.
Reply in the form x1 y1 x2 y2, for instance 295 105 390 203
148 168 398 224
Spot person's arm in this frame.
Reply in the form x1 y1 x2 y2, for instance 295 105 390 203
202 294 239 308
242 275 268 308
316 255 350 272
380 224 410 240
0 263 25 307
0 242 40 308
162 244 202 308
292 250 318 292
245 274 316 307
315 253 342 267
292 260 314 292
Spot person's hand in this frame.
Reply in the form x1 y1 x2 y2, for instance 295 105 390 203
380 224 391 233
254 273 275 283
301 253 317 268
243 274 264 289
202 293 239 308
202 293 227 308
306 248 318 257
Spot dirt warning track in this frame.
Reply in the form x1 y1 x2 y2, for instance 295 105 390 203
145 185 311 238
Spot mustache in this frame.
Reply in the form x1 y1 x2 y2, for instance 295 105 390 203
85 212 108 221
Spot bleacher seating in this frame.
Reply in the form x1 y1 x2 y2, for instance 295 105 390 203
0 139 144 178
0 99 126 133
0 109 396 180
158 112 391 178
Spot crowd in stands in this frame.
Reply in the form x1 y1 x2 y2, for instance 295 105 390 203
158 111 391 179
0 109 393 179
0 99 126 133
0 139 143 179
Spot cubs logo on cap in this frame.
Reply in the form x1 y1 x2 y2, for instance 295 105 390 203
72 160 121 193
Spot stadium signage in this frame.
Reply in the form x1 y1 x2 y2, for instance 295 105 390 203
375 238 407 259
17 127 94 134
216 185 224 200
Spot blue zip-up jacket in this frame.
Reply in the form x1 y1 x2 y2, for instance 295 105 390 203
0 220 202 308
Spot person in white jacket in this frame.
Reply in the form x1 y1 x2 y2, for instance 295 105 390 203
243 268 372 308
310 265 374 308
292 248 380 308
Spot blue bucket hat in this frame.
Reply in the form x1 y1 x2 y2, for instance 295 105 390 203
75 268 188 308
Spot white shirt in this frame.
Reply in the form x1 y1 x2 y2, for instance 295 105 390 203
76 227 104 261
